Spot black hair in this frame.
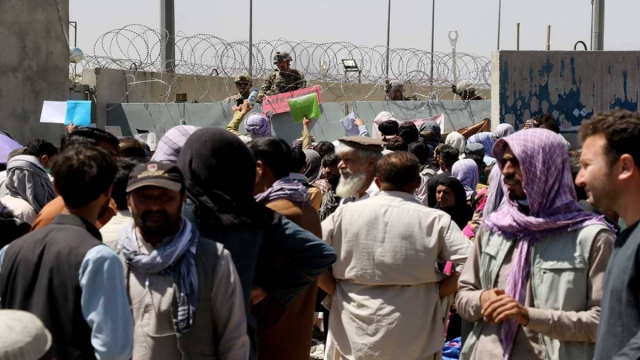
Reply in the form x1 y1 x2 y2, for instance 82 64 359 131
322 153 339 168
249 137 293 180
408 141 430 165
51 144 118 208
113 158 146 210
376 152 420 190
385 137 409 152
398 121 419 144
61 127 120 154
539 120 561 134
313 141 335 160
22 139 58 159
378 120 399 136
439 145 459 166
465 154 486 172
291 148 307 173
118 138 148 159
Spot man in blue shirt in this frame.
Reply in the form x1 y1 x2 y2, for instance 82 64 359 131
0 143 133 360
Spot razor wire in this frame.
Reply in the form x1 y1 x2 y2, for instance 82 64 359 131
76 24 491 103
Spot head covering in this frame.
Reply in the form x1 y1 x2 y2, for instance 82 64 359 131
494 123 515 139
456 80 477 93
0 310 52 360
178 128 275 228
482 128 611 359
390 81 405 92
338 136 385 153
451 159 479 200
127 161 184 193
372 112 399 140
244 113 271 138
419 121 442 151
5 155 55 213
445 131 466 155
465 143 485 158
483 164 505 218
303 149 321 182
152 125 201 164
435 176 474 230
467 132 494 158
256 176 310 207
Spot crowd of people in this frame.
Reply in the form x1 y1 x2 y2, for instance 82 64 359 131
0 104 639 360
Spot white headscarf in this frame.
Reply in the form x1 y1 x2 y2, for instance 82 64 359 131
445 131 466 156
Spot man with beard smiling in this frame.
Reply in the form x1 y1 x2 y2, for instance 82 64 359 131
111 161 249 360
334 136 385 204
456 129 615 360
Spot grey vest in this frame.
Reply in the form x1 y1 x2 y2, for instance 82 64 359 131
461 224 608 360
108 234 224 359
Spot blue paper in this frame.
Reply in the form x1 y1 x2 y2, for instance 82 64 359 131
65 101 92 126
340 112 359 136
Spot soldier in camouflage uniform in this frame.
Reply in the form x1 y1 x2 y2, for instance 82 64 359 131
224 75 260 105
384 80 417 101
260 52 307 97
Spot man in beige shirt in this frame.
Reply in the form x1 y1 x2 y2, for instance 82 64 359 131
456 129 614 360
106 161 249 360
322 152 472 360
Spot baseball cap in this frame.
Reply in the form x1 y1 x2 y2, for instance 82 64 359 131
126 161 184 193
0 310 52 360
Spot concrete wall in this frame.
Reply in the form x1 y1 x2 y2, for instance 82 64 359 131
106 100 491 144
491 51 640 133
88 68 490 130
0 0 70 144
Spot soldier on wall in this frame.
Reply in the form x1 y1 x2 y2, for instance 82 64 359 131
260 51 307 97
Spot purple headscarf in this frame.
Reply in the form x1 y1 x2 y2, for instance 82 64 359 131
483 164 505 218
452 159 479 200
244 113 271 137
152 125 201 164
255 176 310 207
467 132 494 158
482 128 610 359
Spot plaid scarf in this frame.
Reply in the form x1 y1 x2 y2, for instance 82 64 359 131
482 129 611 359
256 175 311 207
118 218 199 333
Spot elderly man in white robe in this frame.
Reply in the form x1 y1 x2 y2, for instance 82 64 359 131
321 151 472 360
334 136 385 205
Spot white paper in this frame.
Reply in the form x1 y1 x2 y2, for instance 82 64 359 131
105 126 123 137
135 133 158 151
40 101 67 124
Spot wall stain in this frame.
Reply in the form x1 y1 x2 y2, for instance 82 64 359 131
500 55 638 129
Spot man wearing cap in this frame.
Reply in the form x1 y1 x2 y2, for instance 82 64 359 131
224 75 260 105
322 152 472 360
107 161 249 360
0 144 133 360
334 136 385 204
260 51 307 97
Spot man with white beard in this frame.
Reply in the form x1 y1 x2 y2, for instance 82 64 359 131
334 136 385 204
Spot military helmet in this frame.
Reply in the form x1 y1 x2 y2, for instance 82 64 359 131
234 75 252 84
273 51 292 64
390 81 405 92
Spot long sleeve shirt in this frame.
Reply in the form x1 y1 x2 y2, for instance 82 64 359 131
120 234 249 360
322 191 472 359
456 228 614 360
0 244 134 360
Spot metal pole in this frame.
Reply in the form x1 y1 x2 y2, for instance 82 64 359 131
590 0 594 50
497 0 502 50
517 23 520 50
249 0 253 77
592 0 605 50
546 25 551 50
386 0 391 80
161 0 175 73
430 0 435 93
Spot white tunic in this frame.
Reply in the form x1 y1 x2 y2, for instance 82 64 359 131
322 191 472 360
